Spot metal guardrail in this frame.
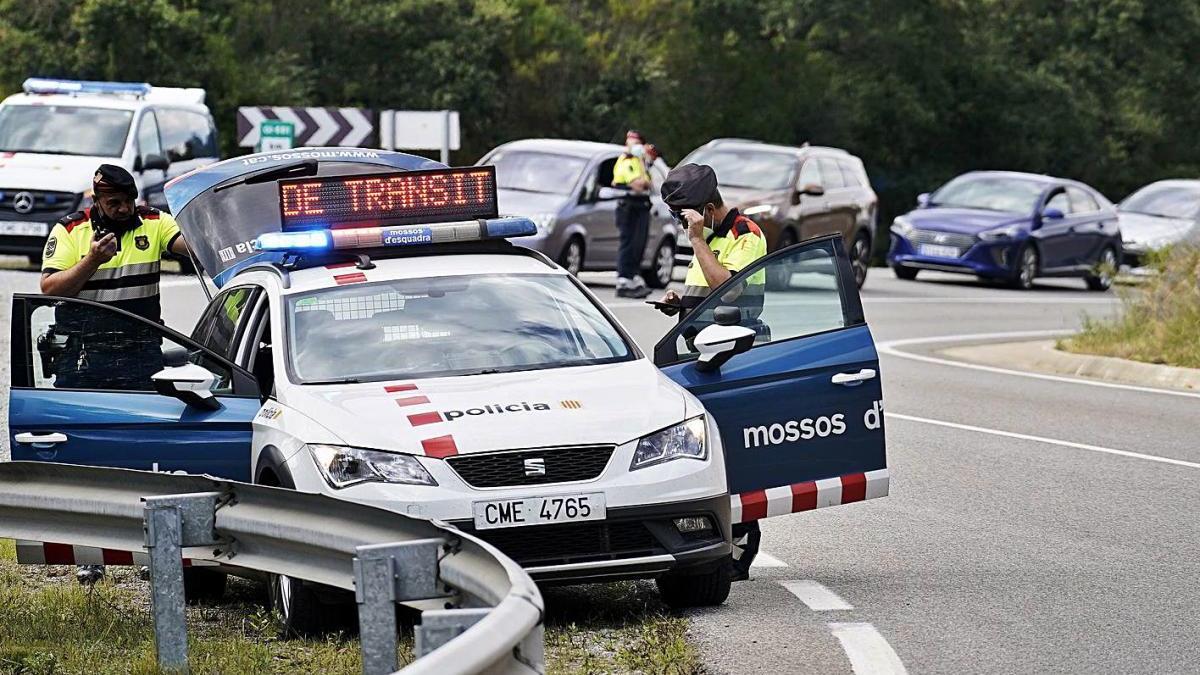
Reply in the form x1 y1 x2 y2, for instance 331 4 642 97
0 461 544 674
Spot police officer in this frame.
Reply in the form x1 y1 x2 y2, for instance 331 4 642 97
612 130 653 298
657 163 768 581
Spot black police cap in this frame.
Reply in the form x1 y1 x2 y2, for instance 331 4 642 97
93 163 138 198
661 163 719 209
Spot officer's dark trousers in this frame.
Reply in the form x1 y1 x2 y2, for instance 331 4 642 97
615 200 650 281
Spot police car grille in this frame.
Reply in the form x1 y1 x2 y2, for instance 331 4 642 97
445 446 614 488
910 229 977 250
462 521 660 566
0 189 78 219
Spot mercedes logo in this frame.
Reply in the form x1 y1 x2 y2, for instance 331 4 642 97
12 191 34 215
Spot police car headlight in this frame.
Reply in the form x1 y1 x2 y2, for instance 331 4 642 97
630 416 707 471
308 444 437 488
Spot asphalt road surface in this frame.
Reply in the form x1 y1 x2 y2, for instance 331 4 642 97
2 257 1195 674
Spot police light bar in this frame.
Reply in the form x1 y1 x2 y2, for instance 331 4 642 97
253 217 536 252
22 77 151 98
278 166 498 231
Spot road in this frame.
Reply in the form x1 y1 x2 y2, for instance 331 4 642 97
2 257 1196 673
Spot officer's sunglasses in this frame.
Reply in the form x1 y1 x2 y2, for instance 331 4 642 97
670 207 702 225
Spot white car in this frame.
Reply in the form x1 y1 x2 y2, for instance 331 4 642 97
9 149 890 632
0 77 219 262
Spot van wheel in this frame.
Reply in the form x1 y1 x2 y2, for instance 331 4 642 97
657 559 732 608
183 568 227 605
851 232 871 289
558 236 584 276
642 238 675 289
1085 247 1117 291
893 265 919 280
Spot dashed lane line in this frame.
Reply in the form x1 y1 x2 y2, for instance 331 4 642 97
829 623 909 675
877 330 1200 401
779 580 854 611
886 412 1200 470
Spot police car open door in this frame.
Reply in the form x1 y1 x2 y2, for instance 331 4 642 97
7 294 260 481
654 235 887 524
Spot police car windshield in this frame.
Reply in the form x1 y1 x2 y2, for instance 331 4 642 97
486 151 587 195
0 105 133 157
686 148 797 190
287 273 633 383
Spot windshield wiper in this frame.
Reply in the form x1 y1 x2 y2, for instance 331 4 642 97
214 160 319 193
302 377 363 385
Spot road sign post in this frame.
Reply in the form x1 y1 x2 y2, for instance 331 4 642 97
257 120 295 152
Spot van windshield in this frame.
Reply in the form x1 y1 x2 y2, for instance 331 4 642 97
0 105 133 157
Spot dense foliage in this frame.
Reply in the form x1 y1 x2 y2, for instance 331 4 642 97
2 0 1198 223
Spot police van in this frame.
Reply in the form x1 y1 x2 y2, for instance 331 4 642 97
0 78 219 262
8 149 889 631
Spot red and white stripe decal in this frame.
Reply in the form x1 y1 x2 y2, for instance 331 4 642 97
407 411 442 426
422 435 459 458
384 383 418 393
394 395 430 407
334 271 368 285
730 469 890 523
15 541 216 566
382 383 459 458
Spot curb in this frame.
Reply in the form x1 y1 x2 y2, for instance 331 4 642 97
939 340 1200 392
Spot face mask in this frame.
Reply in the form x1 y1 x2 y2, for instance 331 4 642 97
630 143 645 158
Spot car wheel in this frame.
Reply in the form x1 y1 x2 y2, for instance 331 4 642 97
26 254 41 266
1009 245 1038 290
766 229 799 290
642 238 675 289
851 232 871 289
558 236 584 276
656 558 733 608
183 568 228 605
892 265 919 280
269 573 345 636
1085 247 1117 291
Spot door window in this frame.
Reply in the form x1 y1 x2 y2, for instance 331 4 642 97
20 297 234 393
1066 187 1099 214
838 159 863 187
659 238 853 364
818 158 846 189
136 111 161 163
1045 190 1070 213
157 109 218 162
192 287 257 359
797 159 821 188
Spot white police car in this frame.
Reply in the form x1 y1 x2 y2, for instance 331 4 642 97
8 149 889 631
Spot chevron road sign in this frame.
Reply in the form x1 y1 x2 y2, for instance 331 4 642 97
236 106 375 148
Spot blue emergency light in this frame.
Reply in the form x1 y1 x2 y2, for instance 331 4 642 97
253 217 536 252
22 77 151 98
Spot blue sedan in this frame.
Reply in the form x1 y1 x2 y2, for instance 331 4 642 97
888 171 1122 290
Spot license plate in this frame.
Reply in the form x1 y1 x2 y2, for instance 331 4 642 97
472 493 606 530
0 221 49 237
918 243 960 258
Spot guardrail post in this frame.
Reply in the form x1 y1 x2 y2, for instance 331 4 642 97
143 492 222 672
414 607 490 657
353 539 444 675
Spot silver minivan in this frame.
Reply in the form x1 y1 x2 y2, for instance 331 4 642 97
477 139 680 288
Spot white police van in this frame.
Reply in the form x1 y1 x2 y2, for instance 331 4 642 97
8 149 889 632
0 78 219 262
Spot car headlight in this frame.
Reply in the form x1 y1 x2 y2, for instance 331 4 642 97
743 203 777 219
979 224 1022 241
630 417 707 471
528 212 557 236
890 216 914 238
308 444 437 489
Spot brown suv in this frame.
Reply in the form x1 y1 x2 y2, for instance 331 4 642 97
676 139 878 287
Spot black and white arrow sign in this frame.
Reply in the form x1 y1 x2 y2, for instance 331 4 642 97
236 107 375 147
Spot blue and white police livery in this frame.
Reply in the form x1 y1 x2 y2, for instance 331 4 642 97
8 149 889 629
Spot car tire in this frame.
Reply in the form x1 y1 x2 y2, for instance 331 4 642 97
1085 247 1117 291
851 232 871 289
558 236 585 276
642 238 675 289
269 573 342 636
1008 245 1039 290
892 265 919 281
766 229 799 290
184 568 228 605
656 558 733 609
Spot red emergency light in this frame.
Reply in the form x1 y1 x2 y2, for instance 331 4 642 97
278 166 498 231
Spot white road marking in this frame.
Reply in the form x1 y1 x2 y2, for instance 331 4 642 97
887 412 1200 470
877 330 1200 400
829 622 909 675
865 296 1117 305
751 551 788 568
779 580 854 611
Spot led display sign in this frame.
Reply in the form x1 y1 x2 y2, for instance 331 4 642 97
278 166 498 230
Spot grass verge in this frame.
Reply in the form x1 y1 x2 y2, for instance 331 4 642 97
1062 246 1200 368
0 539 697 674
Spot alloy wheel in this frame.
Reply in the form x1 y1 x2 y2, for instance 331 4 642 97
852 235 870 288
655 241 674 286
562 239 583 276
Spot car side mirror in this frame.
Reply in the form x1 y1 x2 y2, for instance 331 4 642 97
141 153 170 172
693 316 755 373
1042 207 1065 221
596 186 626 201
917 192 931 207
799 183 825 197
152 363 221 410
